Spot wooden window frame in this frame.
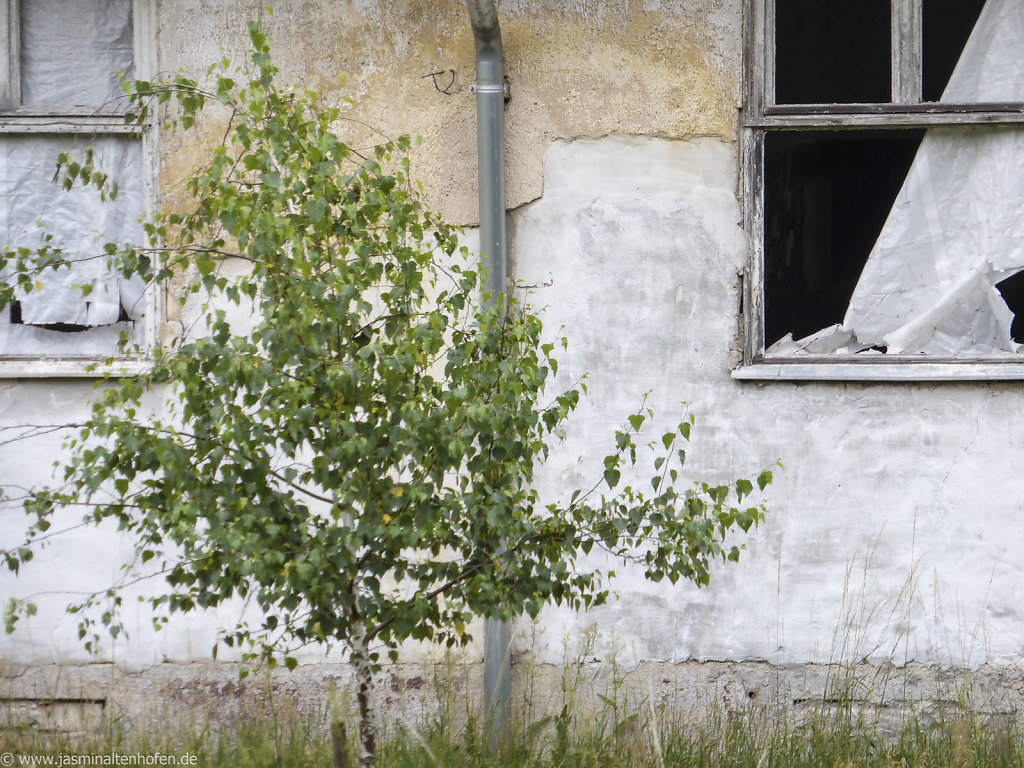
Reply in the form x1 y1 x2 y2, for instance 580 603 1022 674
737 0 1024 381
0 0 158 378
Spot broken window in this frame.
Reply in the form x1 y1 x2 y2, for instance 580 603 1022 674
742 0 1024 373
0 0 149 362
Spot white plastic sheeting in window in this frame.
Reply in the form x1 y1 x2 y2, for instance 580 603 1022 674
0 135 144 355
19 0 134 108
769 0 1024 357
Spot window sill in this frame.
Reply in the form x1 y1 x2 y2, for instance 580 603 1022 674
0 356 153 379
0 114 138 133
733 359 1024 382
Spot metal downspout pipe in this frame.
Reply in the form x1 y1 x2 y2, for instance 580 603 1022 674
466 0 507 299
465 0 511 734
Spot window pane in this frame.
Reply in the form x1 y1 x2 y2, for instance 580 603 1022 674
775 0 890 105
765 126 1024 357
836 125 1024 356
20 0 134 108
763 130 923 348
922 0 986 102
930 0 1024 104
0 135 144 335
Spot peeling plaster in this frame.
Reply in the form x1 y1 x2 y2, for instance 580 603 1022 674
502 135 1024 670
156 0 740 225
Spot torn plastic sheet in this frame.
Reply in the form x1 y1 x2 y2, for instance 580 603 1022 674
0 135 144 333
0 320 137 356
20 0 134 108
769 0 1024 357
768 325 874 356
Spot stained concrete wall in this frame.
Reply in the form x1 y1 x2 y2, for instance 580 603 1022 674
509 135 1024 674
155 0 739 223
3 0 1024 725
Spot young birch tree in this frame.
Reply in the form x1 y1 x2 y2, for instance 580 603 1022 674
1 21 772 768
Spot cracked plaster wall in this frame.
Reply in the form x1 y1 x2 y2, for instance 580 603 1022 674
4 0 1024 719
155 0 739 224
507 135 1024 676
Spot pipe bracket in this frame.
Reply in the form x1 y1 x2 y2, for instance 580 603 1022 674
469 83 509 95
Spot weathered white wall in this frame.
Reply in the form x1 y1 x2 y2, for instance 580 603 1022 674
509 135 1024 674
3 0 1024 719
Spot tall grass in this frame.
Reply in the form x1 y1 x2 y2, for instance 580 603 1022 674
4 665 1023 768
6 543 1021 766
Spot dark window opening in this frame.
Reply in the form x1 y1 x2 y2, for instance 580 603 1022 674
8 299 129 333
775 0 891 105
763 129 924 347
923 0 987 102
32 321 91 333
996 271 1024 344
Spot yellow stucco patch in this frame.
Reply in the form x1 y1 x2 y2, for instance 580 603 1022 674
155 0 739 225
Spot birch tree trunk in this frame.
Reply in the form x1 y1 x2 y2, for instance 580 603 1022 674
351 623 378 768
